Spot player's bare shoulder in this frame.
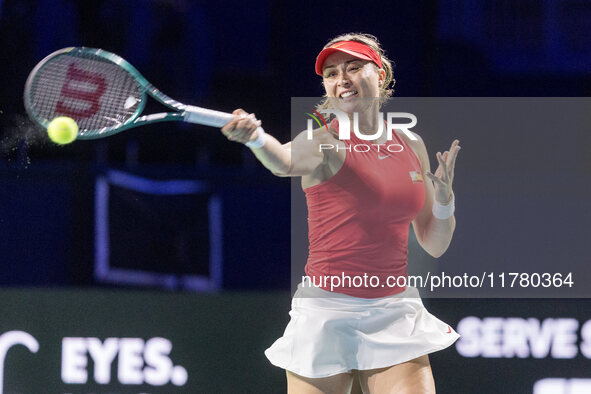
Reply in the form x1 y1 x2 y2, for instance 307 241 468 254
299 126 346 187
287 126 338 177
292 126 339 156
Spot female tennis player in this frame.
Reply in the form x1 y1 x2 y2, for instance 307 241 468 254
221 33 460 394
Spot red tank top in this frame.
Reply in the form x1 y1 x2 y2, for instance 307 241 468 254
304 121 425 298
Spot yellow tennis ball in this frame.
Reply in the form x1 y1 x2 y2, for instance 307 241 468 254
47 116 78 145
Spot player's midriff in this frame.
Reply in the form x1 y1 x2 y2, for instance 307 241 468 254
304 122 425 298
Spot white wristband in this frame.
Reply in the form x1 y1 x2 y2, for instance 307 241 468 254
245 127 267 149
432 193 455 220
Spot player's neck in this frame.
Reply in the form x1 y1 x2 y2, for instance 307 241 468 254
348 110 386 143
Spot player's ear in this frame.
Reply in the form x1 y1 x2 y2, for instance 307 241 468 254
378 68 386 87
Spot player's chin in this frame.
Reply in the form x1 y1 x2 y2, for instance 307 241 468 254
331 96 367 114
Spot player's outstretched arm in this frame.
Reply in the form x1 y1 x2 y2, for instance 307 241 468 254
221 109 324 177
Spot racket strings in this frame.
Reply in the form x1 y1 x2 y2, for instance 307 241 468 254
27 52 143 135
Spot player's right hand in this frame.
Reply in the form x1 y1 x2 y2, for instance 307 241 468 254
221 108 262 145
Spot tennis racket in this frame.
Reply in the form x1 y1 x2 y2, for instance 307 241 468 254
24 47 235 139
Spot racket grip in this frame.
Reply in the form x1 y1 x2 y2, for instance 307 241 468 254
184 105 235 127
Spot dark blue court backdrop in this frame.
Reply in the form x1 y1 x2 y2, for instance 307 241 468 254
0 1 590 393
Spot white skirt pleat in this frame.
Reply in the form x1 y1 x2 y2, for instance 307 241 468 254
265 283 460 378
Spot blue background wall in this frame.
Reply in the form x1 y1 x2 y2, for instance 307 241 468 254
0 1 590 393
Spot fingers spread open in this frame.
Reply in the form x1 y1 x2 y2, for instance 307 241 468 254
425 171 444 186
436 152 449 182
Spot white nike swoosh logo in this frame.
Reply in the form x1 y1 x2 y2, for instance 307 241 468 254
378 155 391 160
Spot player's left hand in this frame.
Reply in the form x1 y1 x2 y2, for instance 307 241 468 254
425 139 461 204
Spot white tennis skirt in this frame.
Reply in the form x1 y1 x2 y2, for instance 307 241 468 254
264 283 459 378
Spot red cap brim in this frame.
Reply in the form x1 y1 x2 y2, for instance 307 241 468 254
315 41 382 76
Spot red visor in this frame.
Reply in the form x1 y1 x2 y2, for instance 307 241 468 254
315 41 383 76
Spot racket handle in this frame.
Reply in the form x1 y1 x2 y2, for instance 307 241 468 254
183 105 235 127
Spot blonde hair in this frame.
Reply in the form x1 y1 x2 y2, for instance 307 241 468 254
317 32 395 110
